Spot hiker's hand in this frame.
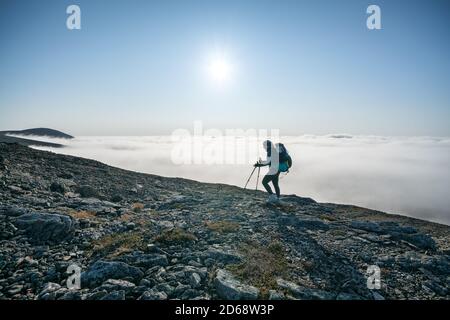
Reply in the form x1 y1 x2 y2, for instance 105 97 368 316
254 162 260 167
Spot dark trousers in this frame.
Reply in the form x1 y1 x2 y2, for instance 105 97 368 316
262 172 280 197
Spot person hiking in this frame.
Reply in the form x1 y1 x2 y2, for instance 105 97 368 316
254 140 292 203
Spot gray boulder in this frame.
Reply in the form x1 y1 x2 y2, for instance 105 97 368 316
189 272 202 288
204 247 242 265
276 278 335 300
0 205 28 217
118 252 169 268
81 260 144 288
138 289 168 300
395 233 436 251
37 282 62 300
100 290 126 300
50 182 66 194
76 185 99 198
350 221 381 233
214 269 259 300
13 212 75 244
96 279 136 292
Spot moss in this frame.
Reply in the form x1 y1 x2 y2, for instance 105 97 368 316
228 241 289 298
205 220 240 233
154 227 197 244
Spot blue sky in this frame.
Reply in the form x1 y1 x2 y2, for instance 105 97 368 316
1 0 449 136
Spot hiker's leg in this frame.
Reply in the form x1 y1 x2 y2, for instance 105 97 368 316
272 172 280 198
262 175 273 194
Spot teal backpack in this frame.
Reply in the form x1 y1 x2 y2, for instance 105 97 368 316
276 143 292 173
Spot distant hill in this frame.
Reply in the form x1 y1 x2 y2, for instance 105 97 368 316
0 128 74 148
0 128 74 139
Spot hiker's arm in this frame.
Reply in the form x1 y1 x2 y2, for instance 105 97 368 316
256 157 271 166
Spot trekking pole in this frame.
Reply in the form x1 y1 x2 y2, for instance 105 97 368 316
255 166 260 190
244 166 257 189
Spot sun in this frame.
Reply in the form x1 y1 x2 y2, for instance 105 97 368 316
208 57 232 85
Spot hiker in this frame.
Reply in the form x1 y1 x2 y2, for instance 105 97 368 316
254 140 292 203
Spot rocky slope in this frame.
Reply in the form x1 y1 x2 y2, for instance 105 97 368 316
0 143 448 300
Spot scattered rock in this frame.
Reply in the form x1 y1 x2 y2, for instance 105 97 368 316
37 282 62 300
76 185 99 198
189 273 202 288
50 182 65 194
276 278 335 300
372 291 385 300
81 260 144 288
100 290 126 300
138 289 168 300
97 279 136 292
13 212 75 244
118 252 169 268
214 269 259 300
204 247 242 265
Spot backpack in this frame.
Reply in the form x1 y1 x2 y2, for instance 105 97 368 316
276 143 292 172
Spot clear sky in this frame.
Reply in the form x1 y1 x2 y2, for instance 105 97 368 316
1 0 449 136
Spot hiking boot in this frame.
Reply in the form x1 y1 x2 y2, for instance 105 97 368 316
267 194 279 204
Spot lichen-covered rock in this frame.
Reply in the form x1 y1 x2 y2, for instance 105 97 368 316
276 278 335 300
138 289 168 300
81 261 144 288
214 269 259 300
13 212 75 244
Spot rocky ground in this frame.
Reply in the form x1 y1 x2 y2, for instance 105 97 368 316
0 142 449 300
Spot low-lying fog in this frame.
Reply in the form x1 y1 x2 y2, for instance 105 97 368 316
26 134 450 225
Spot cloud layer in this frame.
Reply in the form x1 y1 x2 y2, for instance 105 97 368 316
31 135 450 225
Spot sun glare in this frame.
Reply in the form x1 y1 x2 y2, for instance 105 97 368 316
208 56 232 85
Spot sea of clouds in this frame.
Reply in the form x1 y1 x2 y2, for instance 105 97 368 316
24 134 450 225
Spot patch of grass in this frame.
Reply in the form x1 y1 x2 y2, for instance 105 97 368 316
118 212 133 222
131 202 144 213
67 210 97 220
89 231 146 258
154 228 197 244
205 220 240 233
228 241 289 298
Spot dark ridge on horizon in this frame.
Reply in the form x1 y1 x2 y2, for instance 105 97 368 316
0 127 74 148
0 127 74 139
